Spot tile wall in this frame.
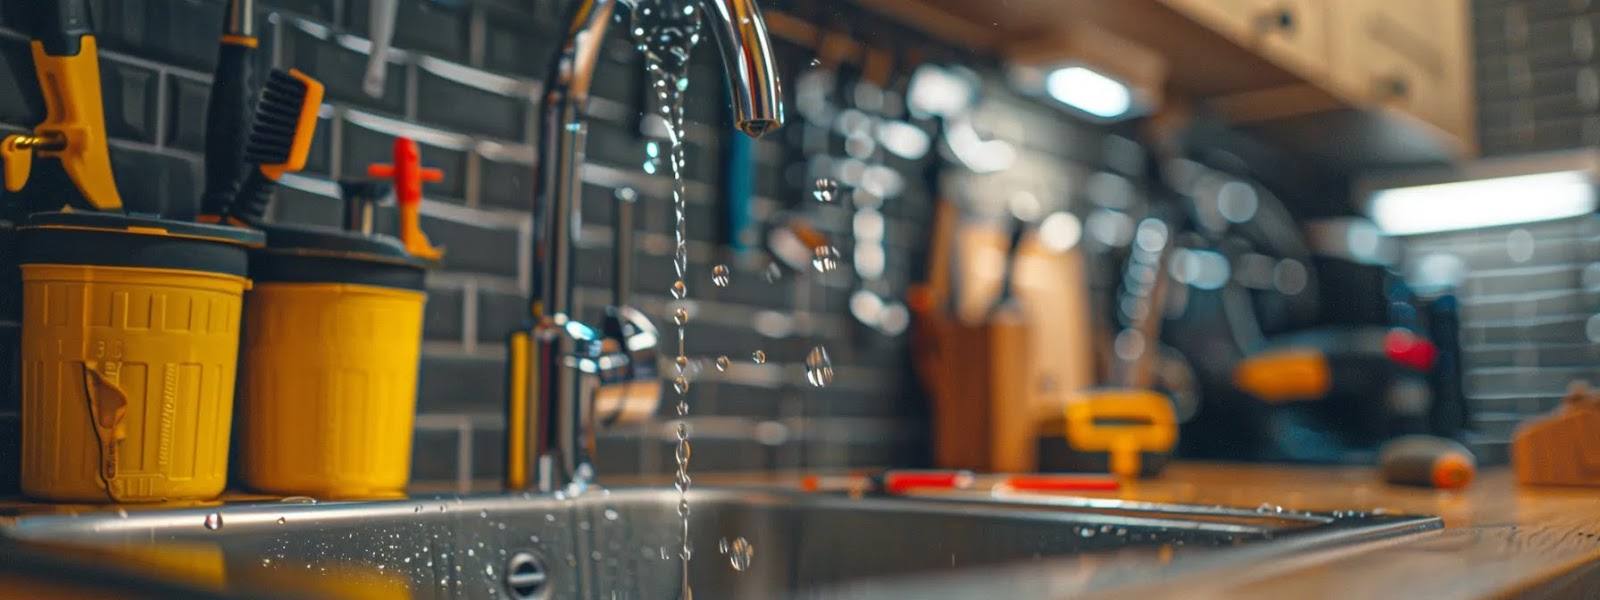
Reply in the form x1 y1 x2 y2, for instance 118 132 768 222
0 0 1126 490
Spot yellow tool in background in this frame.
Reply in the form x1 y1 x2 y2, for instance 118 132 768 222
0 0 123 211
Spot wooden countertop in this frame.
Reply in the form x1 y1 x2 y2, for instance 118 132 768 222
1071 463 1600 599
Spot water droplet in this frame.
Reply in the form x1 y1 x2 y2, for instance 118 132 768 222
1079 527 1096 538
715 355 730 371
813 178 838 202
497 522 508 530
545 513 556 522
485 564 495 577
1255 503 1285 514
805 346 834 388
479 509 488 518
115 508 128 518
605 508 620 521
674 307 690 325
467 548 475 557
718 538 730 554
809 58 821 66
811 246 839 272
675 355 689 371
276 517 286 525
712 264 731 287
752 350 767 364
676 439 692 463
414 505 422 512
203 513 223 530
726 537 754 571
279 496 317 504
764 263 782 283
672 280 687 299
673 375 690 394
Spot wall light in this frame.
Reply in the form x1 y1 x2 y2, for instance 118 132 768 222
1004 22 1164 122
1367 170 1596 236
1045 66 1132 119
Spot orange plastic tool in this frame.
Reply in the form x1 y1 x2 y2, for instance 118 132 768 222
367 137 444 260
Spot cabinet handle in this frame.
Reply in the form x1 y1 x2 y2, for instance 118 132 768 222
1255 7 1295 34
1376 75 1410 100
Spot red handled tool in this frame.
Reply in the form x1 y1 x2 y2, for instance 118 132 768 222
368 137 444 260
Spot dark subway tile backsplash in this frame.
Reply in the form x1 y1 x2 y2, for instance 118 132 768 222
346 0 472 64
424 285 467 342
110 146 199 218
414 67 527 139
476 289 527 344
0 37 42 128
90 0 226 72
165 74 210 152
417 353 506 415
99 57 160 144
271 182 342 226
479 155 534 210
410 427 461 482
422 215 520 277
483 9 558 79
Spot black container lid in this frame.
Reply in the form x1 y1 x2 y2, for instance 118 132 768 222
17 211 265 278
250 223 434 291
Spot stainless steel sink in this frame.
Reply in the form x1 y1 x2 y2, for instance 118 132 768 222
1 487 1439 599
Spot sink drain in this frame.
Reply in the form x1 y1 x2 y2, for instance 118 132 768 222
505 551 549 600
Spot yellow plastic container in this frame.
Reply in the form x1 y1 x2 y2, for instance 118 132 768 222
236 224 430 498
238 282 425 497
17 212 262 502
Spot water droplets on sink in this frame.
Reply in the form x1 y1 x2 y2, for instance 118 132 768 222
605 508 621 521
712 264 731 287
203 513 223 530
717 536 754 571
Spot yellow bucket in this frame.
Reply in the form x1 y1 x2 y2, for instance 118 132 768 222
237 224 430 498
17 212 262 502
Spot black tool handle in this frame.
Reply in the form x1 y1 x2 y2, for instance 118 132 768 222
23 0 93 57
229 167 275 224
200 40 258 218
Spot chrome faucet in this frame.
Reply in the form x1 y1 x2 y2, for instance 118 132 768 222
506 0 783 493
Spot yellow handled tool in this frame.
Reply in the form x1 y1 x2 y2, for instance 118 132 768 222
0 0 123 211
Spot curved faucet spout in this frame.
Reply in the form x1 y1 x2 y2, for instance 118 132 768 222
699 0 785 137
510 0 785 492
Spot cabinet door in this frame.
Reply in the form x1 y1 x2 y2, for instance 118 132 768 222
1160 0 1264 41
1330 0 1474 146
1256 0 1329 77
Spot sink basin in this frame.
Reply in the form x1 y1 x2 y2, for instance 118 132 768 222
1 487 1439 599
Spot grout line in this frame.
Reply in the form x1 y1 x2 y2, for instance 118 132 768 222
456 420 474 490
329 110 345 179
405 61 420 121
462 279 480 353
468 6 488 69
153 70 170 148
464 151 483 208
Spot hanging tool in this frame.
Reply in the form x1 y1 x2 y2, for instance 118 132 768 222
367 137 444 260
363 0 398 98
0 0 123 211
1378 434 1476 489
229 68 325 223
198 0 260 222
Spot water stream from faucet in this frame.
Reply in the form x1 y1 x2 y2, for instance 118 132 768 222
632 2 703 596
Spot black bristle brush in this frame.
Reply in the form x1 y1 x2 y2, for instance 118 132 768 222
229 68 324 224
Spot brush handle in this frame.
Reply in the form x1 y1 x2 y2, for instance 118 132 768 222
229 167 276 223
200 40 257 218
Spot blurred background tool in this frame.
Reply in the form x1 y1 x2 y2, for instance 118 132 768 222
363 0 398 98
0 0 122 212
1513 382 1600 487
229 68 324 224
197 0 260 223
368 137 445 260
1377 434 1476 489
